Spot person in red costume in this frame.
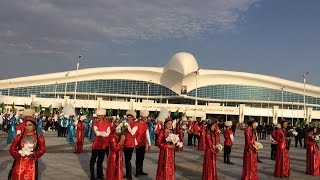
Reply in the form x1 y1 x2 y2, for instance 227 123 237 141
198 120 206 151
187 119 194 146
224 121 234 164
154 118 163 146
193 120 200 147
134 109 151 177
106 120 126 180
305 127 320 176
202 119 221 180
90 109 111 180
274 119 290 178
74 115 85 154
9 109 46 180
241 120 259 180
175 118 184 151
156 118 176 180
123 110 138 179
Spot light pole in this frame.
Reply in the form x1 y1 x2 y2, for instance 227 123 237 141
147 80 152 100
302 72 309 122
74 55 81 101
267 97 270 125
54 82 58 98
64 72 69 97
195 68 200 118
8 81 11 96
280 86 285 119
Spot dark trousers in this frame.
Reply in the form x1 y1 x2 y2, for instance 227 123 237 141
135 146 146 174
124 147 134 177
57 125 62 137
193 134 199 146
224 145 232 163
61 127 67 137
271 144 277 160
188 134 194 146
295 137 303 148
90 149 106 179
155 134 159 146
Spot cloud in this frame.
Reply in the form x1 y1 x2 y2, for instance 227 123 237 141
0 0 260 58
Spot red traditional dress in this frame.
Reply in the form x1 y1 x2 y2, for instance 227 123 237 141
156 129 175 180
154 122 163 146
106 134 124 180
241 129 258 180
74 120 85 154
202 125 220 180
274 128 290 178
175 121 184 151
305 132 320 175
198 123 206 151
9 132 46 180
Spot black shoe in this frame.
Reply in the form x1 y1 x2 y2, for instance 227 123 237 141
123 175 132 179
139 172 148 175
134 174 139 177
226 162 234 165
258 160 262 163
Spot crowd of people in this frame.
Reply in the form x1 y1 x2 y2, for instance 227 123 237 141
1 106 320 180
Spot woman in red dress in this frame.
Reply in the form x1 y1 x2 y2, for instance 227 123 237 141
241 120 258 180
202 119 221 180
106 127 125 180
274 120 290 178
74 116 85 154
156 118 176 180
305 127 320 176
198 120 206 151
9 109 46 180
175 119 184 151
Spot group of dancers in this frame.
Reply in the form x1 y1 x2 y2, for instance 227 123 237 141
5 106 320 180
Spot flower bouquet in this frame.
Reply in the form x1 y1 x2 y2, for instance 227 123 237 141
312 135 320 142
214 144 223 153
18 142 34 157
253 141 263 151
287 129 298 137
116 121 129 135
166 133 183 148
182 125 188 132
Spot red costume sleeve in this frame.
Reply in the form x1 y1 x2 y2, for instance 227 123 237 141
157 131 166 150
34 135 46 159
9 135 22 160
110 136 123 153
244 130 255 150
206 132 217 155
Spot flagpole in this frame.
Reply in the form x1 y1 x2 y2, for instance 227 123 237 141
64 72 69 97
74 55 81 101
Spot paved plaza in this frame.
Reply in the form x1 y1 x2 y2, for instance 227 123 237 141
0 130 319 180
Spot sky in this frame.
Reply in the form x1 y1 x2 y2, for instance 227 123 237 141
0 0 319 85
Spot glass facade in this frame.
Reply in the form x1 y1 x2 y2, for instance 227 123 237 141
187 84 320 105
0 79 178 97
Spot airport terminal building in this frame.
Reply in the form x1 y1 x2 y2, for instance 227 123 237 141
1 52 320 125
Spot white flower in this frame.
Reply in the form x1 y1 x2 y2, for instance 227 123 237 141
253 141 263 151
166 133 181 146
214 144 223 153
18 143 34 157
313 135 320 142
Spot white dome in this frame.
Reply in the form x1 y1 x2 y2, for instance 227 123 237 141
164 52 199 76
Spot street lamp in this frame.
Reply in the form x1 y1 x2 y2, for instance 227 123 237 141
267 97 270 124
280 86 285 119
54 82 58 98
64 72 69 97
8 81 11 96
74 55 81 101
195 68 200 118
302 72 309 122
147 80 152 100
